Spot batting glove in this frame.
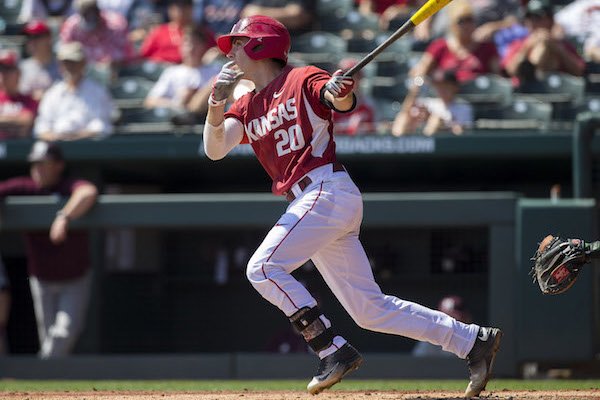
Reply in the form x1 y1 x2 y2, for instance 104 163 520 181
209 61 244 107
325 69 355 99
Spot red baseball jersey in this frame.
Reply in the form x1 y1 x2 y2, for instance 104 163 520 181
225 65 338 196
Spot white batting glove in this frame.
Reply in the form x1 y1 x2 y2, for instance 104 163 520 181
209 61 244 107
324 69 355 99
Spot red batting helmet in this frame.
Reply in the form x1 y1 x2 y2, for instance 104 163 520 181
217 15 291 64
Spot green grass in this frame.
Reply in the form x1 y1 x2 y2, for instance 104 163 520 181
1 380 599 392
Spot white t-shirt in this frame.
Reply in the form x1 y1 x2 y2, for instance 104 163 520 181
147 63 220 107
554 0 600 42
34 77 115 138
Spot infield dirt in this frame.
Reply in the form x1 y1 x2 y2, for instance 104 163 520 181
2 390 600 399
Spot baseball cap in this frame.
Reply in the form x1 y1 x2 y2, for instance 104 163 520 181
57 41 86 62
0 50 18 69
27 141 64 162
525 0 553 18
23 20 51 36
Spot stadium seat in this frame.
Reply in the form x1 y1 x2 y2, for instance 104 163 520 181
516 73 585 104
291 31 347 64
119 107 173 124
373 98 402 123
375 59 410 77
0 0 22 34
458 75 513 107
371 78 410 101
316 0 353 17
320 11 379 34
585 62 600 94
119 61 167 81
347 36 377 54
474 99 552 130
110 76 154 107
476 99 553 129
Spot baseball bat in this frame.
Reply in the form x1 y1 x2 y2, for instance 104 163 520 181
344 0 454 77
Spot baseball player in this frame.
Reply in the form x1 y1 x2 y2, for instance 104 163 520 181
203 15 502 398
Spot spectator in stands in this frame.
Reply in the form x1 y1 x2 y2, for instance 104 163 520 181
391 69 473 136
553 0 600 49
412 295 473 357
19 20 61 101
18 0 74 24
193 0 249 35
502 0 585 83
240 0 315 35
357 0 421 31
0 141 98 359
140 0 195 64
0 51 39 140
409 0 500 85
34 42 115 141
144 25 220 123
0 256 9 355
60 0 135 76
332 58 376 136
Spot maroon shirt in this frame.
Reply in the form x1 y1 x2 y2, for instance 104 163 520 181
0 176 91 281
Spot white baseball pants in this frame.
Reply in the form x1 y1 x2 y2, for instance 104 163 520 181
247 163 479 359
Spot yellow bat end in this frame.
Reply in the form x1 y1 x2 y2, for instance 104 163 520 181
410 0 454 26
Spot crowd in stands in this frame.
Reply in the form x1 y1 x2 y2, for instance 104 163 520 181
0 0 599 139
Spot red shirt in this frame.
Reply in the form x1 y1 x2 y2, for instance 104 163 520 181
0 176 91 281
359 0 410 14
426 38 499 83
225 65 338 196
0 90 38 139
140 24 184 64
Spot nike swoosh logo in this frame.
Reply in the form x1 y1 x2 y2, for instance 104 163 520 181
478 329 490 342
273 90 284 98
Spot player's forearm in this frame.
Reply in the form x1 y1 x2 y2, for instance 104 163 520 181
203 111 243 161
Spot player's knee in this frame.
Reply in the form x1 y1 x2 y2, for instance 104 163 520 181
245 256 264 284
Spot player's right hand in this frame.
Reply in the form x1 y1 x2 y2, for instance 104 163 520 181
210 61 244 106
325 69 355 99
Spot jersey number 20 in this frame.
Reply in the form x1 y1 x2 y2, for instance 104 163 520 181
275 125 305 157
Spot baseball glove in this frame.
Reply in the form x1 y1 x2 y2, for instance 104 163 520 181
530 235 590 295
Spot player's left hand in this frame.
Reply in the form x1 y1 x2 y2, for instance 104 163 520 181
325 69 355 99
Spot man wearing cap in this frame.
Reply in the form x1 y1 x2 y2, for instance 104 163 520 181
20 20 61 101
0 50 39 140
502 0 585 82
0 141 98 358
60 0 134 68
34 41 115 141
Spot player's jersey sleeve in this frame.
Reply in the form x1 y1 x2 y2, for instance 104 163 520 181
224 93 251 144
302 66 335 118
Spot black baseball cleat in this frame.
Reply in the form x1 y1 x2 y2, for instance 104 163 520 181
307 343 363 395
464 327 503 398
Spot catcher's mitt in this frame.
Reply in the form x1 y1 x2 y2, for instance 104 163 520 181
530 235 591 295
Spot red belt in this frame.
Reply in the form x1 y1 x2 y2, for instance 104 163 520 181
285 162 345 202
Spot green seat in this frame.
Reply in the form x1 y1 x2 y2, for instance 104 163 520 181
291 31 347 64
517 73 585 104
474 99 552 130
320 11 378 34
0 0 22 24
316 0 353 17
371 77 409 101
458 74 513 107
110 77 154 100
120 107 173 124
119 61 167 81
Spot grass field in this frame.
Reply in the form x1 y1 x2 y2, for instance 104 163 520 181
1 379 600 399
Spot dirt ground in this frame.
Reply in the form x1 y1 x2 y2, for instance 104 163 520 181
3 391 600 400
